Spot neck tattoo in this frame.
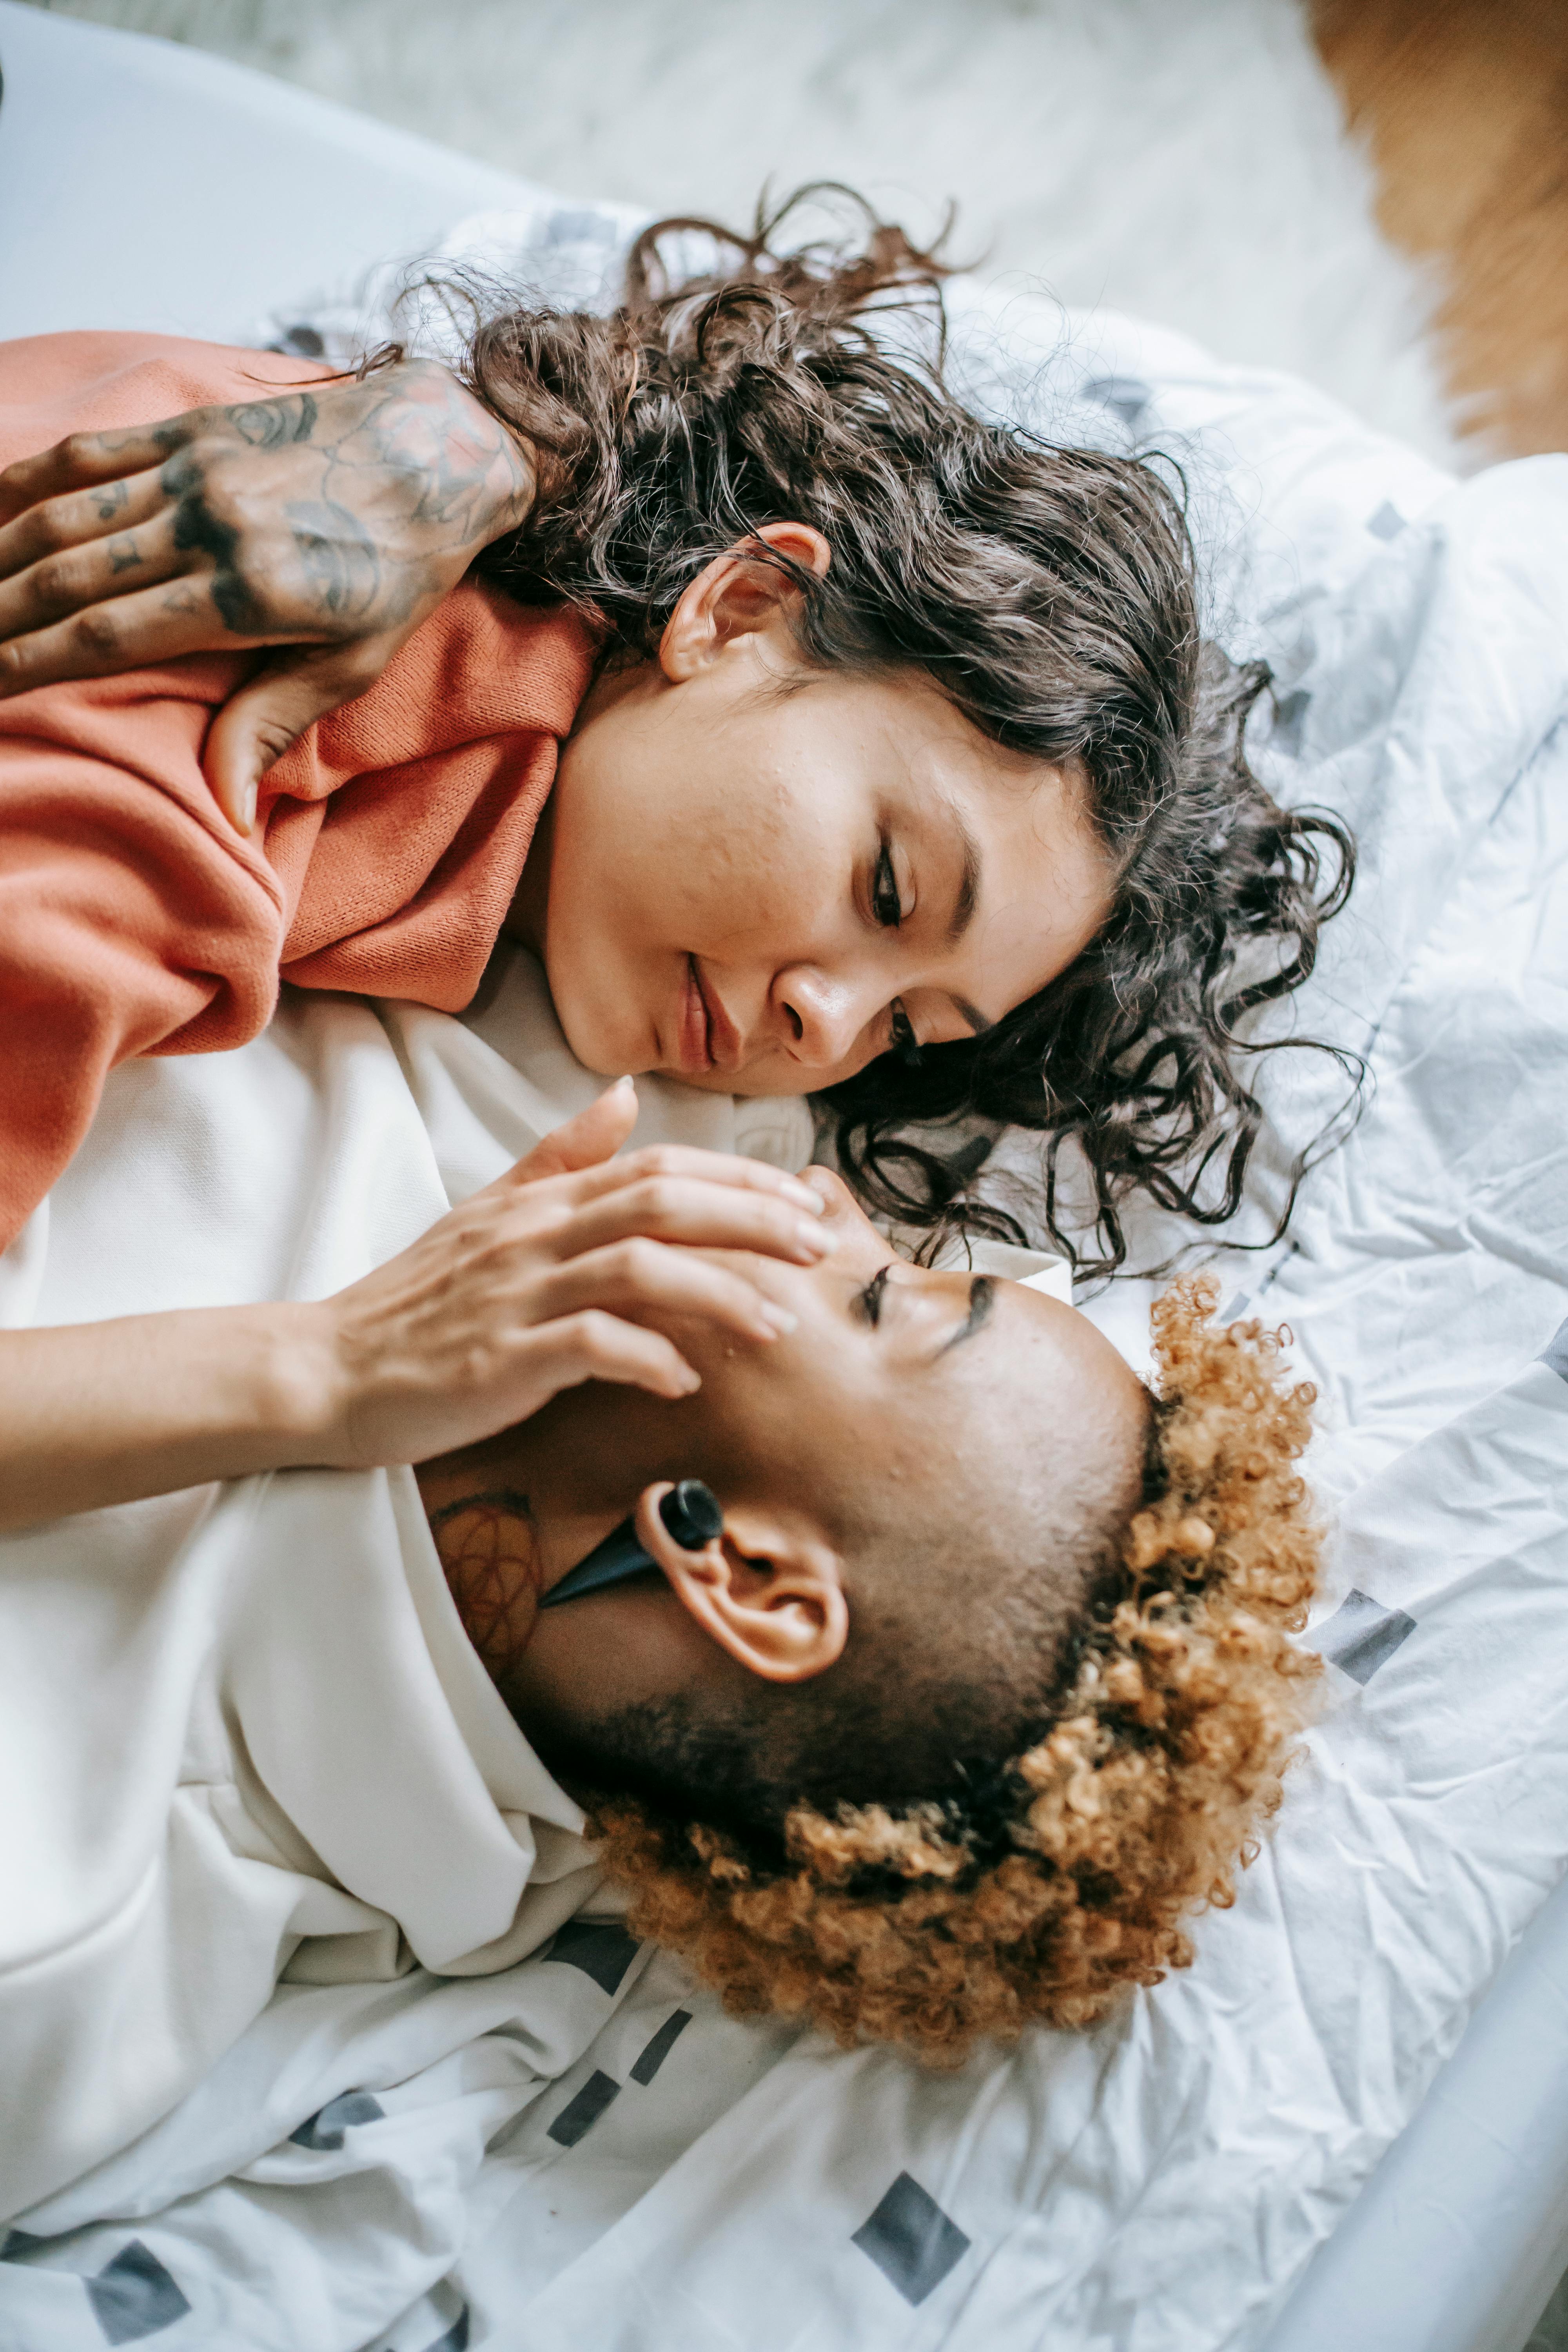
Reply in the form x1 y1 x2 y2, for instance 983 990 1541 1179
427 1486 543 1674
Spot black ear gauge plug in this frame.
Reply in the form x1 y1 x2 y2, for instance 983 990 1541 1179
659 1479 723 1552
538 1479 724 1609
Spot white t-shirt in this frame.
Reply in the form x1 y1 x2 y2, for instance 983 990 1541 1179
0 946 814 2220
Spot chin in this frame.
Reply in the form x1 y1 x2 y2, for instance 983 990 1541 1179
675 1064 759 1095
553 993 637 1080
725 1066 813 1098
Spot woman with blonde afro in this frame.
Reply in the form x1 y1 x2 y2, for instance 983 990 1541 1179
412 1134 1326 2064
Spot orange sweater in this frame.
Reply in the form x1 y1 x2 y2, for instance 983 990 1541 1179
0 334 596 1250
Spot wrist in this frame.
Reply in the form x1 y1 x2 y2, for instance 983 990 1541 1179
425 363 537 549
241 1299 361 1468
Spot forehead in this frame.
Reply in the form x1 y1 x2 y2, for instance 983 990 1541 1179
771 664 1066 795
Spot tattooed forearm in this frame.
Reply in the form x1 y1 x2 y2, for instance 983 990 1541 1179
428 1485 544 1674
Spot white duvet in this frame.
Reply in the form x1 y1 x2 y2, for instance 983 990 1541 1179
1 217 1566 2352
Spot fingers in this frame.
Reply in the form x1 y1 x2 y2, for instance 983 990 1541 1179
566 1141 826 1215
203 634 405 830
535 1235 799 1345
505 1082 640 1186
523 1309 701 1402
553 1169 836 1267
0 419 202 525
0 466 172 611
0 577 235 699
495 1118 823 1216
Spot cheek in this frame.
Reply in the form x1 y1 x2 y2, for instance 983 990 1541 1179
555 699 846 962
684 1330 897 1484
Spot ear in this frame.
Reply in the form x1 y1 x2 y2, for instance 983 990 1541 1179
635 1481 848 1684
658 521 832 684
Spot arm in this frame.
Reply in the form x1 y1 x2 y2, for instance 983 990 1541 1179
0 361 533 830
0 660 284 1251
0 1087 829 1532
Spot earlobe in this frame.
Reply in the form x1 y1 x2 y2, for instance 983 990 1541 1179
635 1483 848 1684
658 522 832 683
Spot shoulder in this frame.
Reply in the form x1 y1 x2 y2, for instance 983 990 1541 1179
322 586 601 764
0 331 333 467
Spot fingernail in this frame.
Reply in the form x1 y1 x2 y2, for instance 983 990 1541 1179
677 1368 701 1393
239 780 258 833
758 1301 798 1335
782 1179 825 1213
612 1074 635 1091
797 1220 837 1255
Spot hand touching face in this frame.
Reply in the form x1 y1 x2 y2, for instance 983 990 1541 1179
495 1165 1143 1562
476 1167 1149 1741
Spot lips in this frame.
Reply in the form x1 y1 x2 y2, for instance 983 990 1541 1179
680 956 743 1074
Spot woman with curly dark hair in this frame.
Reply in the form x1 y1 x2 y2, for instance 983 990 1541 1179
0 191 1350 1519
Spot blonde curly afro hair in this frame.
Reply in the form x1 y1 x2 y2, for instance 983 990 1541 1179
588 1276 1323 2064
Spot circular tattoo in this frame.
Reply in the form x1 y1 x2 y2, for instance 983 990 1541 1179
428 1488 543 1673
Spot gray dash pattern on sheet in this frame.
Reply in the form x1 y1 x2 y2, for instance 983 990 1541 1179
289 2089 385 2150
853 2173 971 2308
548 2068 621 2149
543 1918 640 1994
1270 689 1311 756
1368 499 1407 541
1220 1292 1252 1323
630 2008 692 2085
1540 1318 1568 1383
1083 374 1151 427
1316 1588 1416 1685
86 2240 192 2345
546 207 617 245
419 2306 471 2352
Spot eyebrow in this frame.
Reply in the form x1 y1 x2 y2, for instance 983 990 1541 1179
936 809 993 1036
936 1275 996 1356
946 810 982 946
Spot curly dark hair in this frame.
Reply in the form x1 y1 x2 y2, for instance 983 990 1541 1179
451 187 1356 1276
587 1279 1324 2062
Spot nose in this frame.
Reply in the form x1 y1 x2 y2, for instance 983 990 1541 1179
800 1167 894 1272
774 964 875 1073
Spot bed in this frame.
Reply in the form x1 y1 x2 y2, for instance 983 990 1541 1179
2 9 1567 2349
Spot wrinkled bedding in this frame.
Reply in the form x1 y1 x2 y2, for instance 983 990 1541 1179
1 205 1566 2352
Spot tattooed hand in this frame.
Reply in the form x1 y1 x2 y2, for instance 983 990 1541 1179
0 360 534 830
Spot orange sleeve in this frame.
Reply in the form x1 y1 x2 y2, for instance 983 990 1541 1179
0 334 595 1251
0 663 285 1250
0 333 341 1253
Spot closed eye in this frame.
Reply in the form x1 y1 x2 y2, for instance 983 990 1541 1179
872 840 903 928
887 1001 922 1065
855 1264 893 1327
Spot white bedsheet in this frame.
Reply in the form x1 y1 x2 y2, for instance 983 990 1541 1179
1 187 1566 2352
